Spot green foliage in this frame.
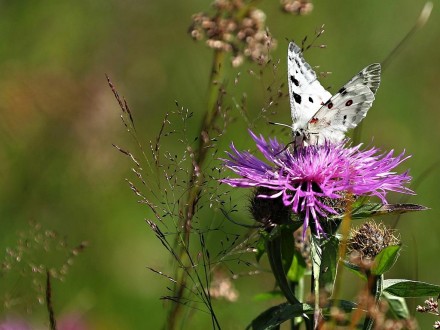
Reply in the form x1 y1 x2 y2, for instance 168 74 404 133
256 220 303 262
342 260 367 280
246 302 313 330
286 250 307 282
265 227 301 305
383 279 440 297
383 291 410 319
371 245 402 275
319 236 339 294
333 203 428 220
253 291 283 302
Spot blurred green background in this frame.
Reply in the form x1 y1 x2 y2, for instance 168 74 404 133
1 1 439 329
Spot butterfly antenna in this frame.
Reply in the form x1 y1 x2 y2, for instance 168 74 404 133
381 2 433 72
268 121 293 129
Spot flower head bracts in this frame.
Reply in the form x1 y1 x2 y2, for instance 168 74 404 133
222 131 413 236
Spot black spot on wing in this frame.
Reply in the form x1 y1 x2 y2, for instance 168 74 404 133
292 92 302 104
308 97 313 103
338 87 347 95
343 115 347 125
290 75 299 87
289 42 301 53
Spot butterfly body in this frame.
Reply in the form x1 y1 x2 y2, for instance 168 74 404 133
287 42 381 147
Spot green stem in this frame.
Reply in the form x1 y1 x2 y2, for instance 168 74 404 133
330 200 352 327
310 234 322 329
290 278 304 330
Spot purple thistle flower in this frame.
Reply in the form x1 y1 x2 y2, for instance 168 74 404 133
221 131 413 236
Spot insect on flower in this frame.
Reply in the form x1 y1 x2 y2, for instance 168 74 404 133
221 131 412 236
287 42 381 147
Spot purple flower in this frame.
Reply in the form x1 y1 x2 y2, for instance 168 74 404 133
221 131 413 236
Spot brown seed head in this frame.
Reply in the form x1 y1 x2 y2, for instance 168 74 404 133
189 2 276 66
249 187 292 228
281 0 314 15
347 221 400 264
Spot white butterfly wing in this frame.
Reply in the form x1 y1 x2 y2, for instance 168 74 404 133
307 63 381 144
288 42 332 129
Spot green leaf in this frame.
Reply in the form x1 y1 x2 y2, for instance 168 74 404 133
267 221 303 241
255 235 266 262
267 225 282 241
344 203 428 220
351 196 369 208
255 220 302 263
342 260 367 280
310 235 322 326
371 245 401 275
266 231 300 305
280 226 295 274
382 291 410 319
383 279 440 297
320 236 339 294
286 250 307 282
253 291 283 301
247 302 313 330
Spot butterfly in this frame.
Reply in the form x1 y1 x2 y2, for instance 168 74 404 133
287 42 381 147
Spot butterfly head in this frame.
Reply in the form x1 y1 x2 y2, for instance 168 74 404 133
292 127 308 148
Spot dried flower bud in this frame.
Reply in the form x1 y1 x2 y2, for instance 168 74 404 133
416 297 439 315
208 268 239 302
189 2 276 66
347 221 400 265
250 9 266 24
190 29 202 40
249 187 291 228
281 0 314 15
232 55 244 68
